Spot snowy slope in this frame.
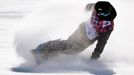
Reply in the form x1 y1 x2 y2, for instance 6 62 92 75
0 0 134 75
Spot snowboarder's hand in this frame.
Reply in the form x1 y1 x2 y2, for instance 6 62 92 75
85 3 95 11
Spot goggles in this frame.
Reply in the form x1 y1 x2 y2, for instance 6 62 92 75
98 12 110 17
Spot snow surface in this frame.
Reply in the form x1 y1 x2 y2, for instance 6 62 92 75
0 0 134 75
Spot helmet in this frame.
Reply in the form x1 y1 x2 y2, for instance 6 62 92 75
95 1 112 17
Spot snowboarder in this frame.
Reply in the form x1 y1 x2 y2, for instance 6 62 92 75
85 1 117 59
31 1 117 63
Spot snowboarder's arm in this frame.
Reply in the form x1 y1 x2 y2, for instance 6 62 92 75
94 30 112 54
85 3 95 11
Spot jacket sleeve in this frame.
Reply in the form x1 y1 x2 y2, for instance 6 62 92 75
94 30 112 54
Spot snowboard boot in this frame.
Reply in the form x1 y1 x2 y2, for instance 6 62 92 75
31 49 45 64
91 52 100 60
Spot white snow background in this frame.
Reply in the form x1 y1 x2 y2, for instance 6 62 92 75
0 0 134 75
